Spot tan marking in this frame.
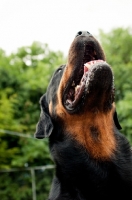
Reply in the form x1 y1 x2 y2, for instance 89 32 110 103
55 101 116 160
55 63 73 114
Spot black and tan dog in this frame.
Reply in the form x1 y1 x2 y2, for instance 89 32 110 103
35 31 132 199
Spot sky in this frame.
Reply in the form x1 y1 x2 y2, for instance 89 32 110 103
0 0 132 56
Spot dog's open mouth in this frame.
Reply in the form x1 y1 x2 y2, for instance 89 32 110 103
67 60 104 104
63 37 113 112
63 60 107 111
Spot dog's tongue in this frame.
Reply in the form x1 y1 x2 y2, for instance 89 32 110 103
84 60 105 73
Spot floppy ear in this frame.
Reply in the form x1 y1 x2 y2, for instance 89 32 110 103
34 95 54 139
113 110 122 130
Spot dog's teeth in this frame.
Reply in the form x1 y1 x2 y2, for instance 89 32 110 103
84 58 105 69
66 99 72 105
84 65 89 73
75 85 80 94
84 63 91 68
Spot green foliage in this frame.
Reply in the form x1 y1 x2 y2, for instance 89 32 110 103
0 42 66 199
11 138 53 168
0 171 32 200
0 168 54 200
36 168 55 200
99 27 132 143
99 28 132 64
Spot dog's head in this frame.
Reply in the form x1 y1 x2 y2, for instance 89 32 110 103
35 31 121 140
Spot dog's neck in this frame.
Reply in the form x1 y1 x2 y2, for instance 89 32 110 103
55 105 116 160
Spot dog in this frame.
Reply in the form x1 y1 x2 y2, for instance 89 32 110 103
35 31 132 199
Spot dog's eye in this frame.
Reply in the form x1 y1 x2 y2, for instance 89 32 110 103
57 66 64 73
57 69 62 73
54 68 62 77
55 65 65 75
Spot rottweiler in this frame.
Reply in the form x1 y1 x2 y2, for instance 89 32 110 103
35 31 132 199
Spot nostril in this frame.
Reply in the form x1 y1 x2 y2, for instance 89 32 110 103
75 31 82 37
75 31 91 37
78 31 82 35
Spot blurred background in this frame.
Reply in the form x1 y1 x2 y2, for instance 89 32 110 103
0 0 132 199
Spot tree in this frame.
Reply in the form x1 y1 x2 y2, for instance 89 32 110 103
99 27 132 143
0 42 66 199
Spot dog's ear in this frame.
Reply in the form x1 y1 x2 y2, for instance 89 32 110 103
34 95 53 139
113 110 122 130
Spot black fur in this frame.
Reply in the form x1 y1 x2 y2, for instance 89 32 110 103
35 31 132 199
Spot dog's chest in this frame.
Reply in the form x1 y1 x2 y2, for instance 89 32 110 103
49 136 110 181
49 134 132 198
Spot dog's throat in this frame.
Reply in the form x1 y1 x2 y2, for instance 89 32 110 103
64 110 116 160
64 60 105 110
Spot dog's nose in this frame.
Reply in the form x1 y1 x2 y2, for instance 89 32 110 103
75 31 91 37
